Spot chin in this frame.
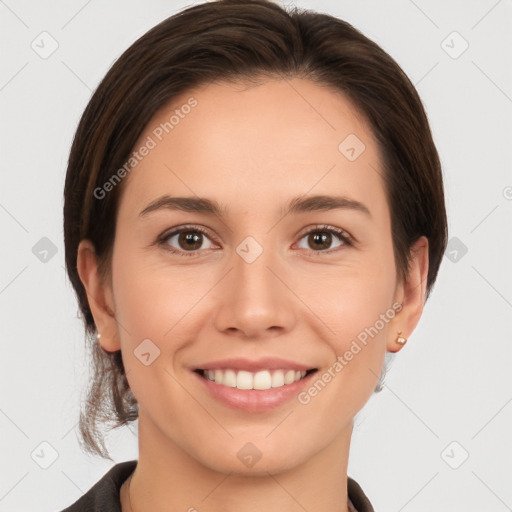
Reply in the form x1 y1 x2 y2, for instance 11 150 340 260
195 441 311 476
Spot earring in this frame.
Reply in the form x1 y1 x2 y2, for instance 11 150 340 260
96 332 111 353
396 331 407 345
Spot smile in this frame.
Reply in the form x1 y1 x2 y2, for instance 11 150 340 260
196 368 317 390
191 357 319 412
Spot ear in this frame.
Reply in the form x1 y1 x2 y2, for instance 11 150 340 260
76 239 120 352
387 236 429 353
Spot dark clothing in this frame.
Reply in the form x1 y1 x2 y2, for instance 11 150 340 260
59 459 374 512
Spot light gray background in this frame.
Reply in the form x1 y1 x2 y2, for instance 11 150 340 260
1 1 511 511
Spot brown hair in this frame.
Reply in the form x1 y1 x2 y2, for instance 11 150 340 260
63 0 447 459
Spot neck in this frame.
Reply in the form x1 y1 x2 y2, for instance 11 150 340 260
122 412 353 512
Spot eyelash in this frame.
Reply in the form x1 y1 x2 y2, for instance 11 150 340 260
157 224 354 258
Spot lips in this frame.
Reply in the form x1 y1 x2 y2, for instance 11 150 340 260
192 362 319 412
193 357 316 373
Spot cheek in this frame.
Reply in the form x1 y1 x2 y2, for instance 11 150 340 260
110 250 191 413
297 275 394 435
330 273 397 346
321 245 397 343
110 240 201 341
316 241 397 393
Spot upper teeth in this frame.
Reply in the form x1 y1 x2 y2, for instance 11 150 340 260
203 369 307 390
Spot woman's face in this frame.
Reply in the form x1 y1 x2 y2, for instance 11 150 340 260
87 78 422 474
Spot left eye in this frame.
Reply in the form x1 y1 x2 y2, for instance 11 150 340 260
296 226 351 253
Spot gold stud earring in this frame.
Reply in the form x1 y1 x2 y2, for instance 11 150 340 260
396 331 407 345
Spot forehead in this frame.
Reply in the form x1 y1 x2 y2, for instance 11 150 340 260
118 78 386 218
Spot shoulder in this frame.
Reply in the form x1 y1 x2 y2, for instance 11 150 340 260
347 476 375 512
57 460 137 512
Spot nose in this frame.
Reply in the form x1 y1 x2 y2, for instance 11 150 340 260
213 240 296 340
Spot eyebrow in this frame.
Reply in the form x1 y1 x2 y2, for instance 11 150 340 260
139 194 371 218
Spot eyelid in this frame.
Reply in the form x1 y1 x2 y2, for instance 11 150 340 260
159 223 216 239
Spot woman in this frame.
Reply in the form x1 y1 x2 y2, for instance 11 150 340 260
61 0 447 510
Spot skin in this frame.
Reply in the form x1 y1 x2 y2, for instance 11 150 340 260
77 77 428 512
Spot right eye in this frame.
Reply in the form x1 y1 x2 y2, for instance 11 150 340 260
158 225 219 257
